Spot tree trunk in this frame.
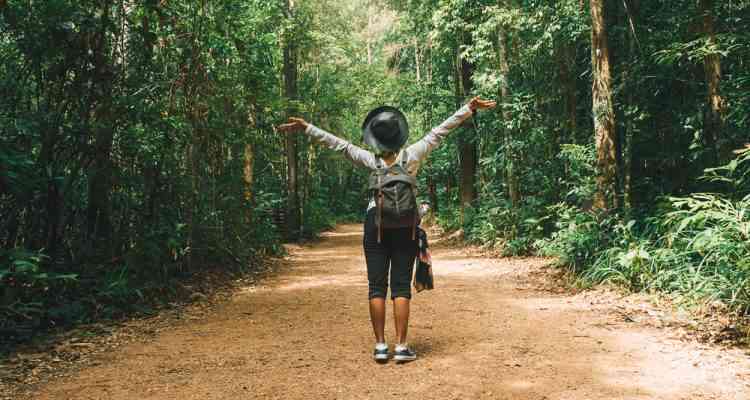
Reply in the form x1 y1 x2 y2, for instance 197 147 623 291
243 143 255 219
446 172 455 204
427 40 433 83
300 135 311 236
558 43 577 140
590 0 619 211
700 0 725 163
86 1 116 257
497 14 520 207
414 38 421 82
425 41 437 216
366 13 373 65
621 0 639 210
283 0 300 240
456 38 477 219
428 173 439 215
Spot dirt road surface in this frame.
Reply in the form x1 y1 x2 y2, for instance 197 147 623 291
27 224 750 399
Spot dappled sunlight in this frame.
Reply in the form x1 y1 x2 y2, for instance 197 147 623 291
294 249 363 258
592 331 740 399
491 291 749 400
293 255 363 265
319 230 363 238
509 296 582 312
506 380 534 390
274 274 366 291
433 257 516 278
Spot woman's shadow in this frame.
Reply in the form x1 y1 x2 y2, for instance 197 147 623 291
409 336 445 360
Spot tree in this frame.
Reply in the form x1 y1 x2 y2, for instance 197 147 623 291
283 0 301 239
497 0 520 207
699 0 726 163
590 0 619 210
457 29 477 218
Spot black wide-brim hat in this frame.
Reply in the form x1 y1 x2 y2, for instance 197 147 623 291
362 106 409 153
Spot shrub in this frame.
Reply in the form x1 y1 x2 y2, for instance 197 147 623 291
535 203 617 272
0 249 78 334
542 148 750 314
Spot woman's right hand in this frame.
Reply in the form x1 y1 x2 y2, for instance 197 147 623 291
278 117 309 133
468 96 497 112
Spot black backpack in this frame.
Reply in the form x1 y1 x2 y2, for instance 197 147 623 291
368 151 419 243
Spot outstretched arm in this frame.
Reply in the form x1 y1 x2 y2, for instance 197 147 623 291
406 96 496 162
278 118 377 169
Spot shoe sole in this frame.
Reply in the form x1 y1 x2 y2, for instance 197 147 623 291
374 354 389 363
393 355 416 363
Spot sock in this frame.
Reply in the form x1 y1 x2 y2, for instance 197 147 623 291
395 343 408 352
375 342 388 351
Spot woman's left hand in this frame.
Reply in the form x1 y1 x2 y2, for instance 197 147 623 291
468 96 497 111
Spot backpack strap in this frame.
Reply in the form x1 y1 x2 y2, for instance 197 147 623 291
376 156 385 170
402 150 418 240
412 212 417 241
377 159 384 243
377 179 384 243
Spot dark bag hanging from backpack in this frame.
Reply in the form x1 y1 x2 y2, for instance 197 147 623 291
414 227 434 293
368 151 419 243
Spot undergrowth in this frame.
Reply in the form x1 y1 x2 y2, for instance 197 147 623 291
435 143 750 317
0 208 285 347
538 147 750 315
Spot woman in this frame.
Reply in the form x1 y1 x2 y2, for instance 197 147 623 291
278 96 496 363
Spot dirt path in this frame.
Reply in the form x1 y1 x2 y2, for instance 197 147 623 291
26 224 750 399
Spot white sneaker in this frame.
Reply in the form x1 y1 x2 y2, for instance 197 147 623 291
393 344 416 362
373 343 389 363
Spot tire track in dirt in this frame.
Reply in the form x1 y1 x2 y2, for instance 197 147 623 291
28 224 750 399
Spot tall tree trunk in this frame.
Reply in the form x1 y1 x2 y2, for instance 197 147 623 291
86 1 116 257
141 0 155 59
590 0 619 211
414 38 421 82
446 171 455 204
283 0 300 239
427 166 439 215
299 132 310 236
243 143 255 218
621 0 639 210
366 13 373 65
497 15 520 207
554 41 577 203
558 43 577 140
456 42 477 219
425 41 437 216
700 0 725 163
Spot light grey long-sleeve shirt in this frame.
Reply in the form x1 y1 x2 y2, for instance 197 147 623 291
303 104 474 210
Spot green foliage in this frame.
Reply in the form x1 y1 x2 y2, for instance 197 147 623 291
460 196 549 256
658 190 750 311
0 0 381 341
542 151 750 313
303 197 338 235
1 249 78 333
580 190 750 313
535 204 614 272
384 0 750 320
582 221 668 291
558 144 597 205
701 148 750 195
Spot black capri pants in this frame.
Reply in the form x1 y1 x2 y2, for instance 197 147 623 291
363 209 418 300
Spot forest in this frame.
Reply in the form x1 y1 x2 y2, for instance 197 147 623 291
1 0 749 343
